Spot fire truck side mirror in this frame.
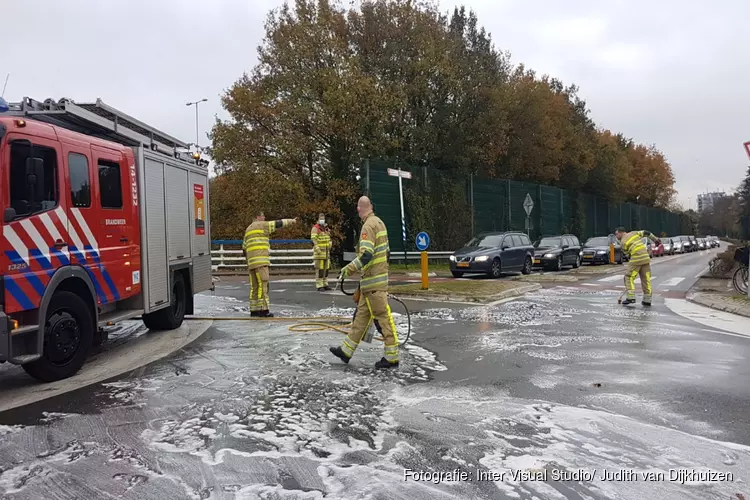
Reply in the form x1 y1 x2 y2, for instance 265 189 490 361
25 157 45 207
3 208 16 223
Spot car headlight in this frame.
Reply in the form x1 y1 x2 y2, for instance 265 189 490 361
544 253 554 258
475 256 489 262
579 251 584 256
597 250 606 254
449 255 456 261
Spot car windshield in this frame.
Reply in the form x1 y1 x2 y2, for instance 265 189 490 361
585 237 609 247
535 237 561 248
465 234 503 248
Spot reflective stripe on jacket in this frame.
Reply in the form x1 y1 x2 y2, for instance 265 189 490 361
622 230 656 265
243 220 277 270
344 213 390 292
311 224 331 259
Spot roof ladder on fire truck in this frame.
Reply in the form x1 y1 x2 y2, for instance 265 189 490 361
4 96 191 158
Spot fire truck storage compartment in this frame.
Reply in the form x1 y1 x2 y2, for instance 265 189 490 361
138 147 211 312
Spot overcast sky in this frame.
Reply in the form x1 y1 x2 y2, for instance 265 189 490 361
4 0 748 209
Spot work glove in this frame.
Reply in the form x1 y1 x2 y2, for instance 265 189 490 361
337 268 348 284
655 239 662 247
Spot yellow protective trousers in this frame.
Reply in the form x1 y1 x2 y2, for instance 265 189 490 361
624 262 652 303
249 266 270 312
340 290 399 363
314 258 330 288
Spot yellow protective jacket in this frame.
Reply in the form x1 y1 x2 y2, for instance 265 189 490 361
343 213 390 292
243 219 296 270
621 230 658 266
311 224 331 260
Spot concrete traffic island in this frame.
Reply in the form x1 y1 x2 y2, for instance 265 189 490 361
0 319 213 413
686 274 750 319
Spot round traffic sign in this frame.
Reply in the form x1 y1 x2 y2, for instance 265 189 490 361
416 231 430 251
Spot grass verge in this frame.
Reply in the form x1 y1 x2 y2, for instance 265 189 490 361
389 280 534 302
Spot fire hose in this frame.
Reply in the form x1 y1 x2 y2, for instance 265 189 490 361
185 277 411 346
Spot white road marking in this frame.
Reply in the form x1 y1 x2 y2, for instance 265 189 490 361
598 275 622 282
581 283 599 287
664 298 750 339
695 266 709 278
659 277 685 287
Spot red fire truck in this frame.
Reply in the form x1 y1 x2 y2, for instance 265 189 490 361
0 97 213 382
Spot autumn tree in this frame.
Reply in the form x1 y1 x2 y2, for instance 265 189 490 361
209 0 679 244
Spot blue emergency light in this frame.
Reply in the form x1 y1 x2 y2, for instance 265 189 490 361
0 96 8 113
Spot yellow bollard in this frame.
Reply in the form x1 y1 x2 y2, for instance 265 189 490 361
609 243 615 264
421 251 429 290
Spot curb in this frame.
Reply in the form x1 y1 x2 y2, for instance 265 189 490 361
391 283 541 304
685 292 750 319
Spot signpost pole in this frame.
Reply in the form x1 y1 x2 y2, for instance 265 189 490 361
415 231 430 290
398 166 407 267
389 166 412 268
523 193 534 238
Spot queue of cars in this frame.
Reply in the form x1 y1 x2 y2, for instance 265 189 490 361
448 230 720 277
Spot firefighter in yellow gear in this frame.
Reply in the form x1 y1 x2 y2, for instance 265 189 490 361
615 226 661 306
329 196 399 369
311 213 332 291
242 211 297 317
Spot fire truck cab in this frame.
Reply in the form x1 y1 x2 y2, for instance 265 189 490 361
0 97 212 382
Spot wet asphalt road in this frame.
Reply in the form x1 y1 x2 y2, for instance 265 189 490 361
1 246 749 499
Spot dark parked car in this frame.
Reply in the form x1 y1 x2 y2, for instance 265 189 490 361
581 236 624 264
450 231 534 278
532 234 582 271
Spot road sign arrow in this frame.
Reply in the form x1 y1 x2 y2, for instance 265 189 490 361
523 193 534 215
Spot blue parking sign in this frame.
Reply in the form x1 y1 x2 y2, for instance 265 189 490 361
416 232 430 251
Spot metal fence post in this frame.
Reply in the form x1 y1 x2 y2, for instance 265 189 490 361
559 188 564 233
507 179 512 230
537 184 543 238
593 199 598 236
365 158 370 195
469 173 475 236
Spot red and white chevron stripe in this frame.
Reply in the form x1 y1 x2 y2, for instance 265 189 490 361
2 207 100 265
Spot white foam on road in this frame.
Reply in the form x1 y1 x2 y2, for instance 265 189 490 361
664 298 750 339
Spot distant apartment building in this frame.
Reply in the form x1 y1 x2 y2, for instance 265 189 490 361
697 191 726 212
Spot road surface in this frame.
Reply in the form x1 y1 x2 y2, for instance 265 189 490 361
1 246 748 500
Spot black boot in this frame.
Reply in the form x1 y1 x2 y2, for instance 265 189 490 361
317 287 326 292
250 311 260 317
257 310 274 318
329 346 350 364
621 298 636 305
374 357 399 369
642 301 651 307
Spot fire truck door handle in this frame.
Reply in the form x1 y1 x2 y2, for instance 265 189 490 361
120 237 129 242
54 240 68 248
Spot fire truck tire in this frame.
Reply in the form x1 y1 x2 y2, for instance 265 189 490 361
22 291 94 382
143 272 187 331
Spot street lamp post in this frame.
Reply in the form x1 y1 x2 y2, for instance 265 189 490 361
186 98 207 149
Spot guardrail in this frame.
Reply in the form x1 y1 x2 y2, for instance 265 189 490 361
212 242 456 271
344 251 454 262
212 240 314 270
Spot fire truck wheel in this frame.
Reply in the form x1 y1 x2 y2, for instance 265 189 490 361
143 272 187 331
23 291 94 383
